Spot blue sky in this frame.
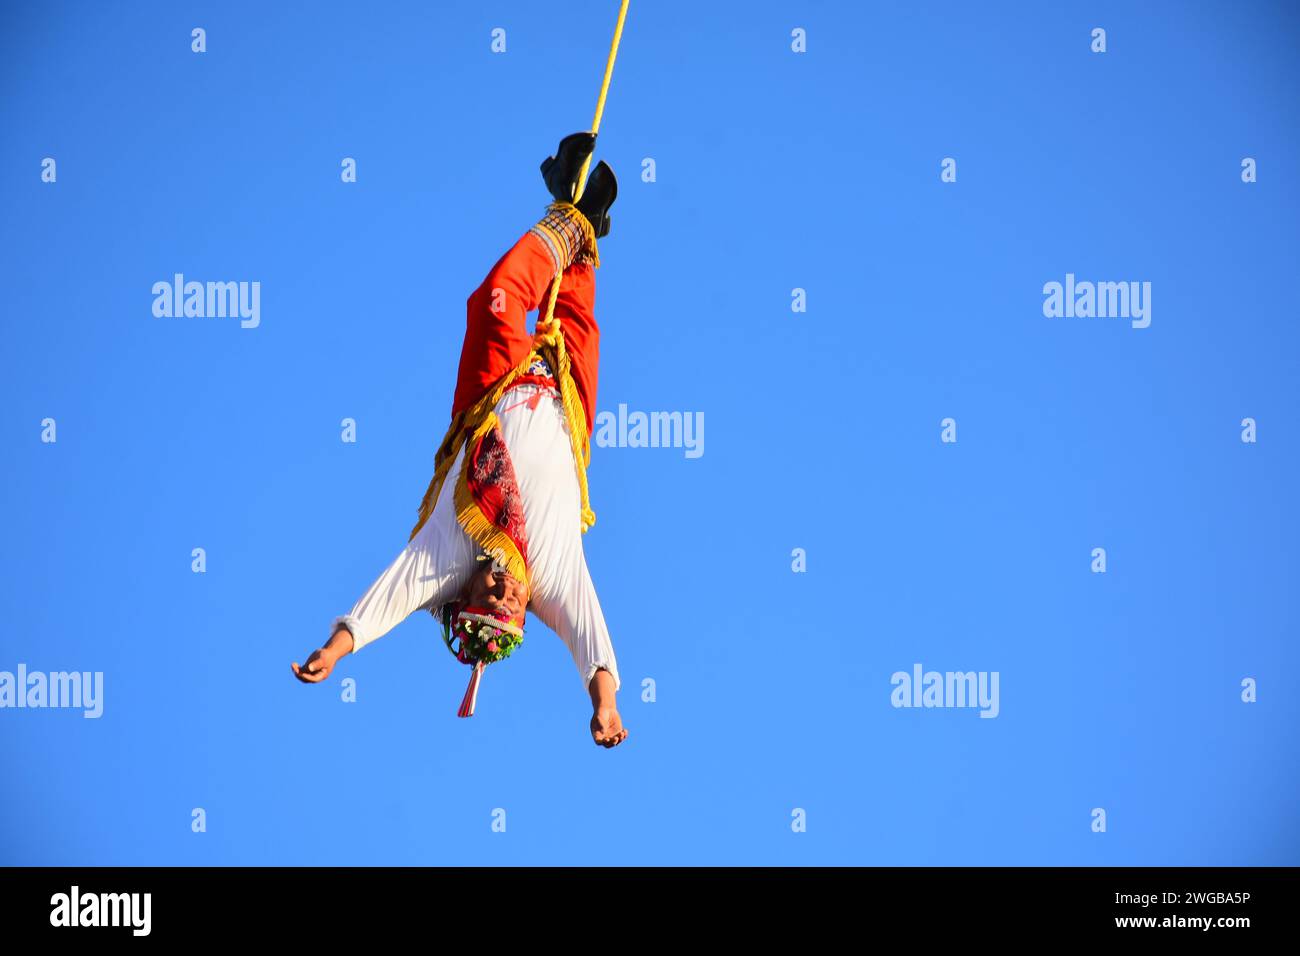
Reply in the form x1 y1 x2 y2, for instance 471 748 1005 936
2 0 1297 865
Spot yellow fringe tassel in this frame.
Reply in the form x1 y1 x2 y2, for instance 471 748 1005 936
450 409 530 587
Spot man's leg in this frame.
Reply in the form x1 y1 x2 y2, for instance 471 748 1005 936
451 205 598 421
552 261 600 432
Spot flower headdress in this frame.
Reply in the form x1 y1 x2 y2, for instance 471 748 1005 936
439 603 525 717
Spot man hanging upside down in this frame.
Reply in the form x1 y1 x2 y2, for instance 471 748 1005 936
291 133 628 748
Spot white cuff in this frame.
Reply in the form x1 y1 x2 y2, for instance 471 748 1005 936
333 615 365 652
584 663 621 694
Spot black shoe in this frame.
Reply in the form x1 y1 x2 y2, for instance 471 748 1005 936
540 132 597 204
576 160 617 239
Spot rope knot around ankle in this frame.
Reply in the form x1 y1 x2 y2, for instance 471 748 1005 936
529 201 600 273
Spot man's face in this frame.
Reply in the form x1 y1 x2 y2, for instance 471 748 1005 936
464 561 529 623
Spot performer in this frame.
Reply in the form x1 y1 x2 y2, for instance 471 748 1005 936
292 133 628 748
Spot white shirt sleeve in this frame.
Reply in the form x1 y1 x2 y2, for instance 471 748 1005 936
334 453 477 653
529 539 621 693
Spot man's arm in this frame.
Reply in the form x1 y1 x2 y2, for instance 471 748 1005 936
529 542 627 747
587 667 628 748
292 486 477 683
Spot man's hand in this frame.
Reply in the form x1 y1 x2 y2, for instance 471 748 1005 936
588 668 628 748
291 627 354 684
291 648 339 683
590 707 628 748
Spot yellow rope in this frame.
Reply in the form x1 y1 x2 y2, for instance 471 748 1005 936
533 0 631 534
575 0 631 202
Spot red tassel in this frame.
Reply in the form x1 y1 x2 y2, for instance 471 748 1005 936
457 661 485 718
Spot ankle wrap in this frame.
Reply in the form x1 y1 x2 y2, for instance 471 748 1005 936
529 202 600 272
